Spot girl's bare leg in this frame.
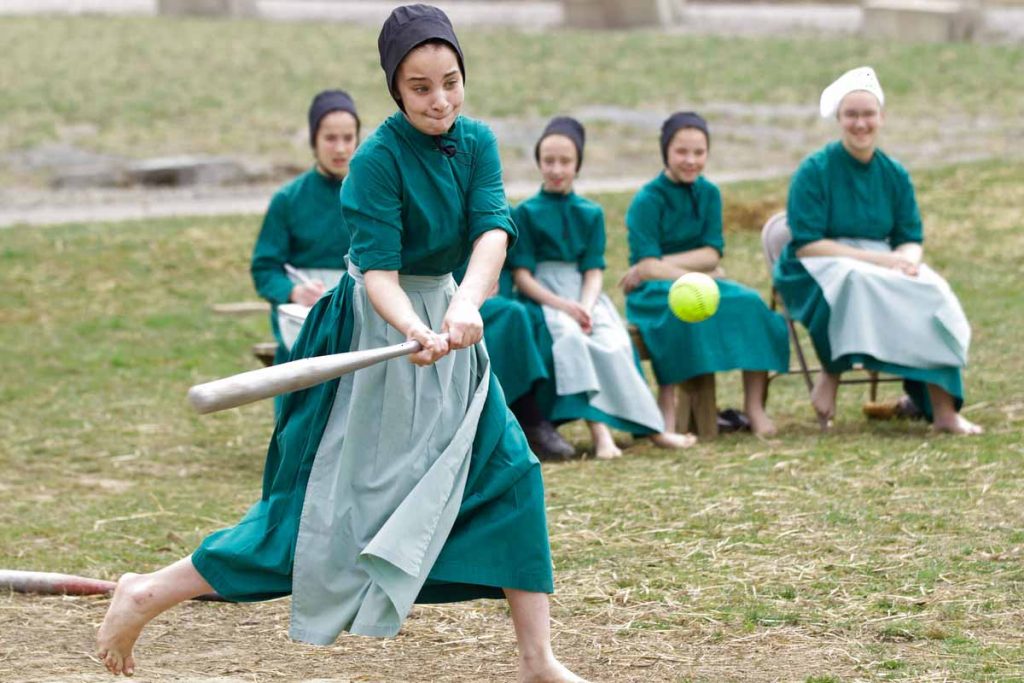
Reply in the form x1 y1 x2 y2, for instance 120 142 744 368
504 589 588 683
928 384 983 435
586 421 621 459
96 555 214 676
742 371 777 436
657 384 677 433
810 371 840 426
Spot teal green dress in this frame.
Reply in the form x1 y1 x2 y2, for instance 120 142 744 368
193 113 553 644
625 174 789 385
251 168 349 364
509 189 662 435
454 265 550 405
774 141 963 417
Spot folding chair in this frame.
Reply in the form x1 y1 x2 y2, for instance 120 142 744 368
760 211 901 430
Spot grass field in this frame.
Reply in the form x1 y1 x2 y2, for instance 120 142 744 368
1 15 1022 170
1 159 1022 681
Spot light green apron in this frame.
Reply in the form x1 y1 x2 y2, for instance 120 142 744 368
534 261 664 433
800 239 970 369
289 263 490 644
278 267 345 352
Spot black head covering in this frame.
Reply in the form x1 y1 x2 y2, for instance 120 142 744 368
659 111 710 165
377 4 465 111
308 89 360 147
534 116 586 172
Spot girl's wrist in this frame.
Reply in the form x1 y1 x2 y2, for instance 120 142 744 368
399 315 428 337
450 290 482 311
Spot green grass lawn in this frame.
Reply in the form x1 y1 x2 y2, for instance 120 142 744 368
1 160 1022 680
2 15 1022 168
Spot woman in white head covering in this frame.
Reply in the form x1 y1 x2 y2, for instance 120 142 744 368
774 66 982 435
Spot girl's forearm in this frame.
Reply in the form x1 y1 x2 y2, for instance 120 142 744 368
455 230 509 308
580 269 603 310
659 246 720 273
364 270 423 336
895 242 923 265
796 239 894 266
513 268 566 309
636 257 689 282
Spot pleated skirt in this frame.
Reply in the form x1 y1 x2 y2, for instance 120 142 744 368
192 265 553 645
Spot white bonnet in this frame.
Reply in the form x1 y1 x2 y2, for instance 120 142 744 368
819 66 885 118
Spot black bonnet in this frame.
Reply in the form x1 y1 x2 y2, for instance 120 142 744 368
378 4 465 110
534 116 586 172
660 111 710 165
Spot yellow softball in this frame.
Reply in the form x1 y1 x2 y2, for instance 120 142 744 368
668 272 721 323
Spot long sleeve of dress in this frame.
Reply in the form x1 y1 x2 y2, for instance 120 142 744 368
251 192 297 304
507 203 537 272
626 193 663 264
701 185 726 256
467 126 517 248
578 207 607 271
786 159 829 250
890 166 924 247
342 153 405 272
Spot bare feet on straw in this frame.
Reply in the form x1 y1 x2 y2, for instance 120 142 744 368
933 413 984 435
810 372 839 427
594 441 622 460
96 573 156 676
650 431 698 449
746 410 777 437
519 654 590 682
587 421 622 460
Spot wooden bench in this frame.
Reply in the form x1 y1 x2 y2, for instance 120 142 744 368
628 324 718 441
251 342 278 367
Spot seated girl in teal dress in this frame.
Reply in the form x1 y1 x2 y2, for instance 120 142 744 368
510 117 696 459
774 66 982 435
250 89 359 363
621 112 790 436
453 265 575 460
96 6 587 681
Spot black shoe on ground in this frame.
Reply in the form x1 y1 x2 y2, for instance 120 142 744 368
717 408 751 433
523 421 575 461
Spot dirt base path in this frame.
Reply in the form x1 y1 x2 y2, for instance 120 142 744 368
2 591 883 682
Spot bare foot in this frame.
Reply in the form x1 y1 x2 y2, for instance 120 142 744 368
650 431 697 449
587 421 622 460
519 654 590 682
594 442 622 460
747 411 777 437
96 573 157 676
933 413 984 435
810 372 839 428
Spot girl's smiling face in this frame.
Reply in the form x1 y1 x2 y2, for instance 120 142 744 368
664 127 708 184
538 134 578 194
395 42 464 136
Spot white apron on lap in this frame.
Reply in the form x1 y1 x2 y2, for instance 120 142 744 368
289 263 490 644
278 267 345 351
801 238 970 369
535 261 664 433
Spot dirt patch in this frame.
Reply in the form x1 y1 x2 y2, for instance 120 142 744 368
1 592 873 682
